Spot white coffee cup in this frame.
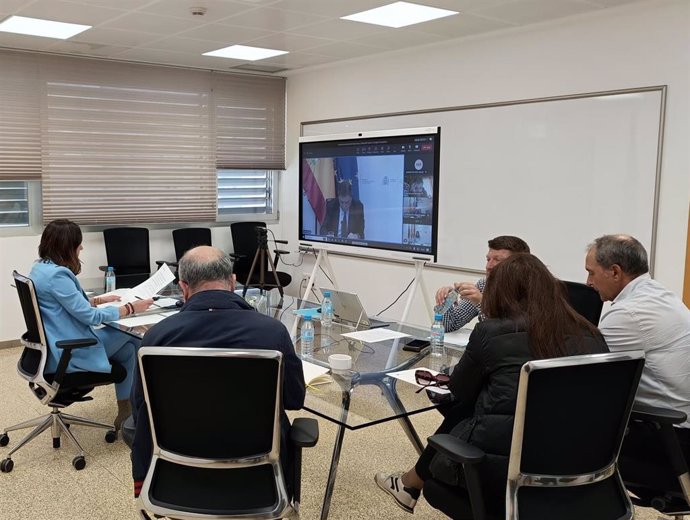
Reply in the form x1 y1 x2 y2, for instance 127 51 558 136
328 354 352 371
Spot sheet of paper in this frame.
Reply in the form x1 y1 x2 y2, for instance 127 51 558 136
153 297 180 308
97 288 136 307
387 367 451 395
340 328 410 343
131 263 175 299
444 328 472 347
112 310 177 327
302 360 332 387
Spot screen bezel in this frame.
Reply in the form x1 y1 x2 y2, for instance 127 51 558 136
298 126 440 263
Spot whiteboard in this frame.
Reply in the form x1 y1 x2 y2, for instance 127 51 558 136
301 87 665 282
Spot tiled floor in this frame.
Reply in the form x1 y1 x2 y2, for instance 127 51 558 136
0 346 673 519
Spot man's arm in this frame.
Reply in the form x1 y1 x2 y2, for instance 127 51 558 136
130 331 156 496
278 327 306 410
441 279 484 332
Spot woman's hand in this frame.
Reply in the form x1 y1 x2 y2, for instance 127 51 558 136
98 294 121 304
118 298 154 318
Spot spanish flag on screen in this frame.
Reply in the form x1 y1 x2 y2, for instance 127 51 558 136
302 157 336 224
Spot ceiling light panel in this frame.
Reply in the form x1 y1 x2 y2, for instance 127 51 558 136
203 45 289 61
341 1 458 29
0 15 91 39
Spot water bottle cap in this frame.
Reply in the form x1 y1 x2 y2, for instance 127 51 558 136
304 315 312 321
324 291 331 297
434 313 443 321
107 266 114 272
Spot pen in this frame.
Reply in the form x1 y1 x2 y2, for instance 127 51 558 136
135 295 161 308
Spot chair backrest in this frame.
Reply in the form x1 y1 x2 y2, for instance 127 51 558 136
230 221 267 277
562 280 604 326
139 347 282 462
172 228 212 261
12 271 55 401
507 351 645 520
103 227 151 283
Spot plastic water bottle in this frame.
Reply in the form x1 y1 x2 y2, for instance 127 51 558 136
104 266 116 293
434 288 458 315
321 291 333 328
301 315 314 358
430 313 445 358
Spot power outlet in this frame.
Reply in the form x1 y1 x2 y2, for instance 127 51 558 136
301 272 311 283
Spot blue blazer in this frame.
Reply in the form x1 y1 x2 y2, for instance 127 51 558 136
29 260 120 374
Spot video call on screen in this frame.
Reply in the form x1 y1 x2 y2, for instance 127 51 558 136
300 132 438 256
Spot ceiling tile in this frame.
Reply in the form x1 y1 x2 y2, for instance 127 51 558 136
353 28 444 50
100 11 201 34
0 0 35 14
220 6 329 32
243 31 333 52
269 0 384 17
140 36 226 54
293 18 389 40
14 0 128 26
66 0 158 9
473 0 602 25
47 39 130 57
69 27 161 47
139 0 254 22
413 11 515 38
260 51 334 68
116 46 225 68
176 22 273 43
304 40 385 59
0 31 59 50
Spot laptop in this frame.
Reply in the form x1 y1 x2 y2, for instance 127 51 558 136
320 288 391 329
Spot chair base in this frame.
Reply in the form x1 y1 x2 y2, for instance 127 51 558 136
1 407 116 471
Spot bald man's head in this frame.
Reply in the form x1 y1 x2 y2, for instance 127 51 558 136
178 246 235 294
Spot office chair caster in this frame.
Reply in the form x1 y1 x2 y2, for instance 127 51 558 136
72 456 86 470
105 429 117 443
0 458 13 473
0 433 9 446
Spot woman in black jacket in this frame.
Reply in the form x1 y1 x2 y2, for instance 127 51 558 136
375 253 608 516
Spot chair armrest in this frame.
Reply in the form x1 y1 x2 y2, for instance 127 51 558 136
631 403 687 425
427 434 486 464
98 265 107 272
290 417 319 448
228 253 245 261
155 260 178 268
273 249 290 256
54 338 98 385
274 239 288 245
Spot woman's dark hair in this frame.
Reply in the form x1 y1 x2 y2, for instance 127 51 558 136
481 253 600 359
38 219 83 275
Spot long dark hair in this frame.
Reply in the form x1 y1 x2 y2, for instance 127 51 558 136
481 253 601 358
38 219 83 275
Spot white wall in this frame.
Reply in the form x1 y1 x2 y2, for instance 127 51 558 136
1 0 688 341
279 0 689 328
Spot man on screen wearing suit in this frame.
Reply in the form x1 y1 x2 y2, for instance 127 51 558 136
320 180 365 239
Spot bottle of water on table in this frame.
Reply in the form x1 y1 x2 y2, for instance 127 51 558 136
104 266 116 293
321 291 333 328
430 313 445 358
301 315 314 358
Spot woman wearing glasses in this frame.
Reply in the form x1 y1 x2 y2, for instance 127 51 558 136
375 253 608 517
29 219 154 431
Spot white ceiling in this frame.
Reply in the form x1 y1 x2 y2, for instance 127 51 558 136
0 0 644 74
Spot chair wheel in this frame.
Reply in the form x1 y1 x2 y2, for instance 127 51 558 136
0 458 13 473
104 429 117 443
72 456 86 470
0 433 9 447
53 437 60 449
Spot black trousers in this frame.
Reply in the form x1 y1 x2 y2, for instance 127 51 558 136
619 420 690 497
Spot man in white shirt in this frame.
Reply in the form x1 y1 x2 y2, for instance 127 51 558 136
585 234 690 496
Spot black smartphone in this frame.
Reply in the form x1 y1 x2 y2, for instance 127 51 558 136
402 339 430 352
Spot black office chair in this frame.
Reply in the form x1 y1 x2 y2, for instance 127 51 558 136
230 222 292 297
103 227 151 288
562 280 604 326
0 271 120 473
155 227 213 275
136 347 318 520
423 351 645 520
621 403 690 518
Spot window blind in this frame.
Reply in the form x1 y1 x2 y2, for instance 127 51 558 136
0 52 41 181
213 73 286 170
41 57 215 224
218 169 273 216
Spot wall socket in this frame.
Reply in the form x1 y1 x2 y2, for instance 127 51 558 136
301 272 311 283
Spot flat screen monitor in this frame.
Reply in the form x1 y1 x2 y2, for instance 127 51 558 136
299 127 440 261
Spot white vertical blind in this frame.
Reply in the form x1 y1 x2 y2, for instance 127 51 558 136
213 73 286 170
41 57 215 224
0 52 41 181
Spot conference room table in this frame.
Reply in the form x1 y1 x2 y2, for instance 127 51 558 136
86 277 468 520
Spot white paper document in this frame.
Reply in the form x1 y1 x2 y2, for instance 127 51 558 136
302 360 332 387
340 328 410 343
113 310 177 327
387 367 451 395
444 328 472 347
97 264 176 308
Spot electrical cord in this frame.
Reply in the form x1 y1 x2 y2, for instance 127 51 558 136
376 274 419 316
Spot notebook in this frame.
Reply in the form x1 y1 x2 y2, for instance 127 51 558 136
320 288 391 329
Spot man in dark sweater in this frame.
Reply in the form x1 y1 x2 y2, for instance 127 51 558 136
130 246 305 497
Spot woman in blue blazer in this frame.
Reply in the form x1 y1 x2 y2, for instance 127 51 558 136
29 220 153 430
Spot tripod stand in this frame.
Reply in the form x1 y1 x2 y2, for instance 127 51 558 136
242 226 285 300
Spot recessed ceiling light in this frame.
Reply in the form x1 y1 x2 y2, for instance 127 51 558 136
203 45 288 61
341 1 457 28
0 15 91 39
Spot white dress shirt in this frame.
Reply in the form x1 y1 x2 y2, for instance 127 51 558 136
599 273 690 428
